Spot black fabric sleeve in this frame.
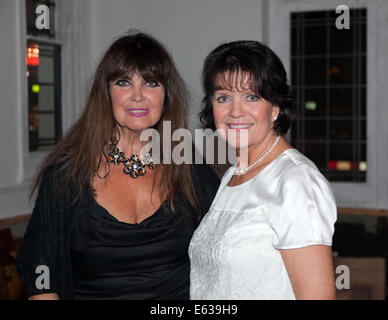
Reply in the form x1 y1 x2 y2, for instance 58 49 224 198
191 164 221 218
15 166 61 298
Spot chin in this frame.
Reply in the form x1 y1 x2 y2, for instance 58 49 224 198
229 141 250 151
224 131 250 149
125 119 158 131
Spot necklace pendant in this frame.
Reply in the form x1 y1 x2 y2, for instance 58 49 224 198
123 154 146 179
147 162 156 169
108 146 125 166
108 139 157 179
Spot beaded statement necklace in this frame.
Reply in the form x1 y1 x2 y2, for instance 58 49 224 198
107 139 158 179
234 136 280 175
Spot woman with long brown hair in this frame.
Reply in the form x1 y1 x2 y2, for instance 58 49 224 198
15 31 220 300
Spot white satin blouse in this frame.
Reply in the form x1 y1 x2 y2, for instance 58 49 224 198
189 148 337 300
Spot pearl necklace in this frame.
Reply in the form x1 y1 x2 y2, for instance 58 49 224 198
234 136 280 175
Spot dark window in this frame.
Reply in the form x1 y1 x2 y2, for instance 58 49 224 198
27 40 62 151
291 9 367 182
26 0 61 151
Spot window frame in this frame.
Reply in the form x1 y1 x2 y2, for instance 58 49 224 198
290 9 367 183
20 0 62 180
20 0 92 182
26 38 62 151
267 0 388 209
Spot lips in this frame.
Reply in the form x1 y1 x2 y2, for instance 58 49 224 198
227 123 253 129
126 108 149 117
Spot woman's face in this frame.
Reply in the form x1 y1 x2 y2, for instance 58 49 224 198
109 73 165 134
212 72 279 151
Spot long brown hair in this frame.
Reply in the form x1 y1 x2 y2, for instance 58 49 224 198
31 31 200 216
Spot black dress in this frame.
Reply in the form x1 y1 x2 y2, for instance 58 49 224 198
70 164 220 299
15 163 220 299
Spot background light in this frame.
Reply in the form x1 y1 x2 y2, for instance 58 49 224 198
32 84 40 93
305 100 317 110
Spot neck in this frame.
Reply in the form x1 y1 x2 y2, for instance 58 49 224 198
115 128 149 156
238 133 279 169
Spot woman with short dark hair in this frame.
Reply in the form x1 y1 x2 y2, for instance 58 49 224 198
189 40 337 299
16 31 220 300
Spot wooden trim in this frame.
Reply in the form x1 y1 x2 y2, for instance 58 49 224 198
0 214 31 228
338 207 388 217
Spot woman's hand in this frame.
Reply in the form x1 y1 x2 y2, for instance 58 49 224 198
29 293 60 300
279 245 336 300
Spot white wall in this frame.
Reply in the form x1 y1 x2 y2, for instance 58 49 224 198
0 0 31 228
0 0 24 187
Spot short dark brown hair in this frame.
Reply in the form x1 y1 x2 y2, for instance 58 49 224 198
200 40 295 136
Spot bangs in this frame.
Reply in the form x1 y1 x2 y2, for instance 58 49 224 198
105 37 169 85
205 49 264 95
214 69 256 93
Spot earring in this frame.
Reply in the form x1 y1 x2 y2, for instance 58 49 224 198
273 115 278 121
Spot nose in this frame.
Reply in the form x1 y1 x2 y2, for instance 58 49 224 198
130 84 145 103
229 99 246 118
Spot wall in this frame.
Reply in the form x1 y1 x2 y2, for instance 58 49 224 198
0 0 24 188
0 0 31 228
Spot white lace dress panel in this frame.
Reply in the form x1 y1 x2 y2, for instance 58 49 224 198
189 148 337 300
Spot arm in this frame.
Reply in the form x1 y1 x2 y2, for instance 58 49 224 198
29 293 60 300
279 245 336 300
15 166 62 299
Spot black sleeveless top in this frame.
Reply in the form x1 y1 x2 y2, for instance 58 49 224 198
70 164 220 300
